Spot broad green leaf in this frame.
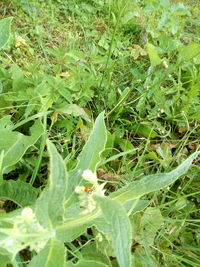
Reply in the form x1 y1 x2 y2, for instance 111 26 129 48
15 253 27 267
56 210 99 242
66 260 108 267
61 199 145 245
132 123 158 138
171 3 189 16
121 11 136 25
94 196 132 267
115 137 135 151
0 180 37 206
65 112 107 203
0 116 13 129
0 17 13 49
0 119 44 174
178 43 200 64
35 140 68 228
0 254 11 267
93 216 112 235
59 198 139 241
133 246 157 267
80 243 110 266
12 65 25 91
28 239 66 267
60 104 90 120
134 207 163 246
112 151 200 203
56 200 149 243
94 200 150 235
146 43 161 66
0 206 21 221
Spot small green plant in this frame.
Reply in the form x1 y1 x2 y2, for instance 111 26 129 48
0 113 199 266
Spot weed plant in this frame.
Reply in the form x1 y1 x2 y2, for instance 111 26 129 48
0 0 200 266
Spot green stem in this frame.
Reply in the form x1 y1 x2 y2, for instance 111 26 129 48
98 5 127 90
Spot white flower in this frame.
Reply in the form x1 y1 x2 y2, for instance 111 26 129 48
163 60 169 68
96 233 103 242
15 36 27 47
75 186 85 194
74 170 107 214
96 183 106 196
21 207 35 221
82 170 97 184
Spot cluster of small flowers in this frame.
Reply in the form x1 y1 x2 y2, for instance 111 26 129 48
0 207 55 257
75 170 106 214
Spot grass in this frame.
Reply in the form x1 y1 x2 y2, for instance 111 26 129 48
0 0 200 266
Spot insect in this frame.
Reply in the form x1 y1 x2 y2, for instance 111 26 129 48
84 186 93 194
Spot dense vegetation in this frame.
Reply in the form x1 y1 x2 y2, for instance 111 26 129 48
0 0 200 266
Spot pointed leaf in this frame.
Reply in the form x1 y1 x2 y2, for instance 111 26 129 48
135 207 163 246
12 65 25 91
146 43 161 66
0 120 44 174
0 116 13 129
0 17 13 49
178 42 200 63
65 112 107 203
94 196 132 267
28 239 66 267
132 123 158 138
112 151 200 203
80 243 110 266
0 180 37 206
35 140 68 228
